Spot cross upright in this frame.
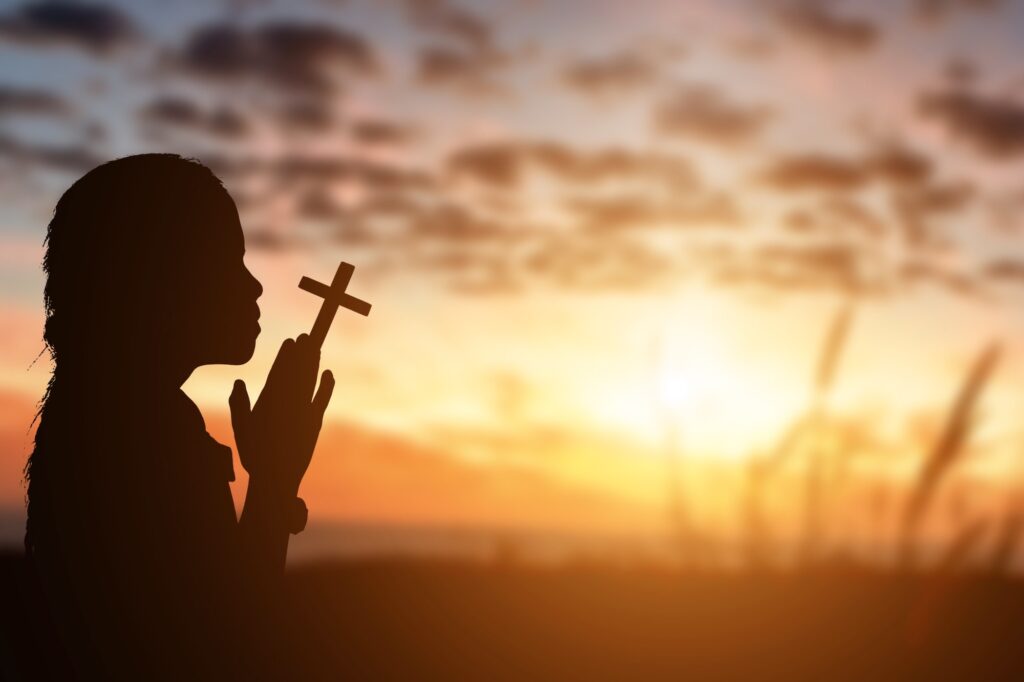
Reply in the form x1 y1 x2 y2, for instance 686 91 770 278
299 261 372 349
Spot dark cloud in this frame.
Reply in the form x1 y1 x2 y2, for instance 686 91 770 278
139 95 248 139
351 118 416 146
654 83 773 146
698 237 983 298
565 193 741 233
523 236 677 292
918 86 1024 159
415 45 504 94
900 258 978 296
986 189 1024 233
891 179 975 249
401 0 493 54
0 85 69 116
348 194 532 249
0 132 100 173
783 198 887 237
175 21 377 95
405 0 507 95
775 1 879 54
707 241 877 294
446 141 700 191
193 152 437 224
905 179 974 213
296 187 344 221
868 146 933 186
760 154 868 192
984 258 1024 284
727 35 778 61
562 51 659 98
243 227 309 252
0 1 136 54
757 242 867 290
275 99 337 133
276 157 434 194
944 57 978 87
403 201 513 243
759 146 934 192
914 0 1005 23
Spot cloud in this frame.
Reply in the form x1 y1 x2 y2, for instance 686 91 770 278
914 0 1005 23
446 140 700 192
562 51 659 98
139 95 248 139
400 0 493 54
351 118 416 146
868 146 934 186
296 187 344 221
415 45 504 94
984 258 1024 284
274 99 337 133
706 241 882 294
347 194 532 249
401 201 515 243
783 198 888 237
278 157 434 194
0 132 100 173
243 227 308 252
565 193 742 233
900 258 978 296
698 235 983 298
759 146 934 192
522 235 677 292
760 145 969 257
653 83 773 146
0 1 137 54
174 21 377 96
891 179 975 249
760 154 868 192
775 1 879 54
404 0 508 95
755 242 868 290
210 152 435 196
918 86 1024 159
0 85 69 116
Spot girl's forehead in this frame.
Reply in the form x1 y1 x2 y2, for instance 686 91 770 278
189 190 244 248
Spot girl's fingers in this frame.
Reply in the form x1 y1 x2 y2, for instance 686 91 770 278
294 334 320 401
311 370 335 425
263 337 297 399
229 379 251 443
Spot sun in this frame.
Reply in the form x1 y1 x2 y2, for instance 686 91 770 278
649 317 797 462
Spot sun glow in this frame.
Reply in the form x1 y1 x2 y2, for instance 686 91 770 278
653 329 761 459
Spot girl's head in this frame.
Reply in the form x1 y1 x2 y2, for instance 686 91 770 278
43 153 263 381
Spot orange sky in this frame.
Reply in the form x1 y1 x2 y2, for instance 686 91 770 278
3 0 1024 558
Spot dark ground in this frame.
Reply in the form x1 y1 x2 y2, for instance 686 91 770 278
4 551 1024 681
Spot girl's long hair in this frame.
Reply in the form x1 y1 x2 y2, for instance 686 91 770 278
25 154 225 554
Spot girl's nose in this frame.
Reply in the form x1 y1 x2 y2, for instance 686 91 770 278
247 268 263 299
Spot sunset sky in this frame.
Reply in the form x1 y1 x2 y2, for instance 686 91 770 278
3 0 1024 558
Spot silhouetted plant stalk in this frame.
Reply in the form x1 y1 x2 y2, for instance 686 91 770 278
936 518 989 575
649 334 694 565
743 416 809 567
898 342 1001 570
663 419 694 563
799 303 854 566
741 303 855 569
987 501 1024 575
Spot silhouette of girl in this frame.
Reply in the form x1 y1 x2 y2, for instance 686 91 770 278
25 154 334 680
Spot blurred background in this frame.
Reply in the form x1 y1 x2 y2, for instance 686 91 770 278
2 0 1024 575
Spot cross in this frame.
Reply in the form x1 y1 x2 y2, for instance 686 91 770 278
299 261 372 349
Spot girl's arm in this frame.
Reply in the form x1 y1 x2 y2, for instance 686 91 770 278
230 334 334 581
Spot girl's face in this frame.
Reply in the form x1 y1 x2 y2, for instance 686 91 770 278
165 189 263 368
